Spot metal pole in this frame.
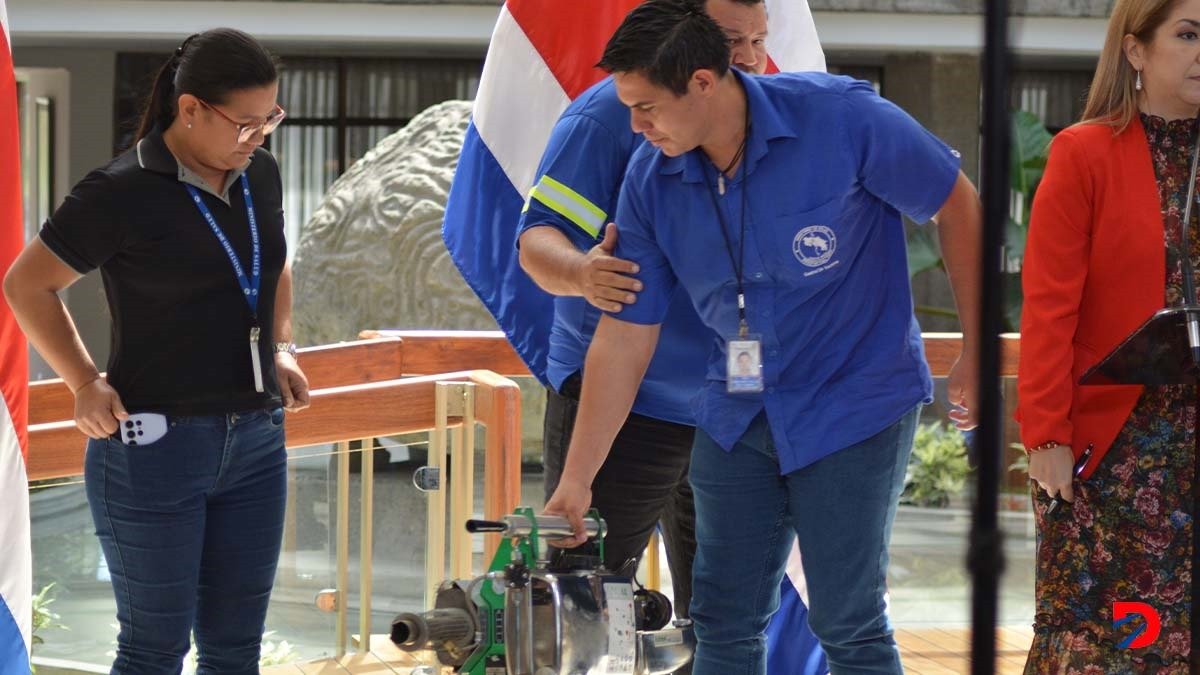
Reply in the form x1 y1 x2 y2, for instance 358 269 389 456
449 385 475 580
427 384 451 610
335 440 351 659
358 437 375 652
970 0 1011 671
460 385 476 577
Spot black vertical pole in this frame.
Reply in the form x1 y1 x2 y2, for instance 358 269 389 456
970 0 1010 672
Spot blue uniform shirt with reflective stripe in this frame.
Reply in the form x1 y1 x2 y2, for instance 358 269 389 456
518 77 714 425
612 70 961 473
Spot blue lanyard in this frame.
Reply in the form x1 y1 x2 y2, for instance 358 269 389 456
185 173 261 318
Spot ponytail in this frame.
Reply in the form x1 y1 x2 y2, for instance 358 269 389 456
133 30 277 142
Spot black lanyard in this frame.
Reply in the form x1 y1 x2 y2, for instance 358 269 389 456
703 102 752 337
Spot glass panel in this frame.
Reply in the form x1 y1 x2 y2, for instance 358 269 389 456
344 58 482 120
265 448 338 661
29 479 117 666
890 379 1034 634
272 125 339 253
277 58 340 120
31 447 347 667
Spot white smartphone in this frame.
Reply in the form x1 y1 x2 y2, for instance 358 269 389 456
119 413 168 446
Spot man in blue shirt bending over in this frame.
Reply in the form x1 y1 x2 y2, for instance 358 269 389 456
544 1 983 673
519 0 776 626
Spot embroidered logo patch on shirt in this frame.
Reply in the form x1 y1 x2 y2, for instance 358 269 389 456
793 225 837 268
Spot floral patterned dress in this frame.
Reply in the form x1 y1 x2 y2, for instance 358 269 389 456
1024 114 1199 673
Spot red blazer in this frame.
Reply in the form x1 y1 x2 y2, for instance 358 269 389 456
1016 116 1166 479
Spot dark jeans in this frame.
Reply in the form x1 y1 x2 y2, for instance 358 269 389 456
690 408 919 675
543 373 696 620
85 408 288 675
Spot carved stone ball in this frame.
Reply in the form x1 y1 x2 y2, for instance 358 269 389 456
293 100 496 344
292 100 547 465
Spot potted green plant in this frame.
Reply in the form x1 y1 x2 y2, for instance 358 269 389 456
906 110 1053 330
902 422 971 508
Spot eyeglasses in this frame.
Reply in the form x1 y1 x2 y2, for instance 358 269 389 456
197 99 286 144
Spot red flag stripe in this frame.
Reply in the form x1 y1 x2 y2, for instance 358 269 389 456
0 15 29 459
508 0 787 102
507 0 642 101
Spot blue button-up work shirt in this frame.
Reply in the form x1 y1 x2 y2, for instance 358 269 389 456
612 69 961 473
518 77 714 425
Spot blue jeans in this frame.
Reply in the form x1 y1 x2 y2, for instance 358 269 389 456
85 408 287 675
689 407 919 675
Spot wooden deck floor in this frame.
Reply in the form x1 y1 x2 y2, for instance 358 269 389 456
263 625 1034 674
896 625 1032 674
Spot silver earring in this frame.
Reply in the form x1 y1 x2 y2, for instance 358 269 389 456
1136 71 1143 91
187 123 193 129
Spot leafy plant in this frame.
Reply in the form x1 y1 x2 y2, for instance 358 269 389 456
907 110 1053 331
903 422 971 507
30 582 68 673
31 582 67 647
1008 443 1030 475
257 632 298 667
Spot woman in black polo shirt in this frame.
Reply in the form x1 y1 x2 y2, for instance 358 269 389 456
3 29 307 674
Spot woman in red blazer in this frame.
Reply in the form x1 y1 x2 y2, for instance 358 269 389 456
1018 0 1200 669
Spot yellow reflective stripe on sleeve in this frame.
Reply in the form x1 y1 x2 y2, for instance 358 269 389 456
528 175 606 239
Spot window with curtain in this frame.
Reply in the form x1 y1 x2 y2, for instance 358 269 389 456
115 54 483 253
1011 67 1094 133
271 57 483 246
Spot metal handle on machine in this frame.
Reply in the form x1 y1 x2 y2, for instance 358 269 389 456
464 519 508 533
466 513 606 540
505 583 536 675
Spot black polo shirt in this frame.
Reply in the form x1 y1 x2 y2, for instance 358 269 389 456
40 129 286 415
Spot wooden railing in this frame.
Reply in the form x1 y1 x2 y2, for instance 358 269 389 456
358 329 1020 379
28 337 412 481
359 329 530 377
27 331 1020 481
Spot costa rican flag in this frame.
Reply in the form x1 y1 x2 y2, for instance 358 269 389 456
443 1 827 672
443 0 824 384
0 1 33 672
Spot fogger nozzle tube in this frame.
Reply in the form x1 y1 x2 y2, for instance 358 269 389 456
390 608 475 651
465 513 605 540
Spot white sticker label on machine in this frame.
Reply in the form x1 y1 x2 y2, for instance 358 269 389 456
602 582 636 674
651 630 684 647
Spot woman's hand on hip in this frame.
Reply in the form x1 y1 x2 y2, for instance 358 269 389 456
1027 444 1076 503
73 378 128 439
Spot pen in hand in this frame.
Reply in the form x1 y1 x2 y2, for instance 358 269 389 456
1046 443 1094 515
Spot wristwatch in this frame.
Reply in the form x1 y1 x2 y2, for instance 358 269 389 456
274 342 298 357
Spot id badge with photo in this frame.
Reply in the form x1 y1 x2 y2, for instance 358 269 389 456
727 336 764 394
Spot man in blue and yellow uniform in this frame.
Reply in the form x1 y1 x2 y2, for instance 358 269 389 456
518 0 775 630
543 1 983 673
